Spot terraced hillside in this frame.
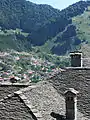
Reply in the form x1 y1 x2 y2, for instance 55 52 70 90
49 68 90 119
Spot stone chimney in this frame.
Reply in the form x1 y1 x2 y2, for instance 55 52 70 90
64 88 79 120
70 52 82 67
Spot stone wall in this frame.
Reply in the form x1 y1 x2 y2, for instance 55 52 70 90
48 68 90 119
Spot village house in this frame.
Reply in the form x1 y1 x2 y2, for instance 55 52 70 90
0 81 89 120
0 51 90 120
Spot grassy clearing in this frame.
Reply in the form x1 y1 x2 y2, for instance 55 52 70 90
0 35 18 51
72 6 90 43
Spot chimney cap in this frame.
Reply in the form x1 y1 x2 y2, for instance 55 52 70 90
64 88 79 96
70 51 82 55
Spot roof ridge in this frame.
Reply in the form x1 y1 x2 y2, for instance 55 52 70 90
14 85 43 120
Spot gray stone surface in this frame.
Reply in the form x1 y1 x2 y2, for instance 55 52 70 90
48 68 90 119
0 94 35 120
0 72 89 120
19 81 65 120
0 85 26 100
17 81 88 120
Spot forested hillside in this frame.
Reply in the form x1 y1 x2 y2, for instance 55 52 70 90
0 0 90 55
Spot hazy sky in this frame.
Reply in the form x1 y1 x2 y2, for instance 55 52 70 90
29 0 81 10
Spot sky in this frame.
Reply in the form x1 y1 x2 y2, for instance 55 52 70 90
28 0 82 10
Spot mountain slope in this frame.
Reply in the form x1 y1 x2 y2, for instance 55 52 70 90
0 0 90 55
72 6 90 44
0 0 70 51
42 1 90 55
0 0 61 31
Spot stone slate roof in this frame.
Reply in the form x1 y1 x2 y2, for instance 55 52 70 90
0 84 27 100
15 81 88 120
0 94 35 120
48 67 90 119
0 79 89 120
0 83 37 120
